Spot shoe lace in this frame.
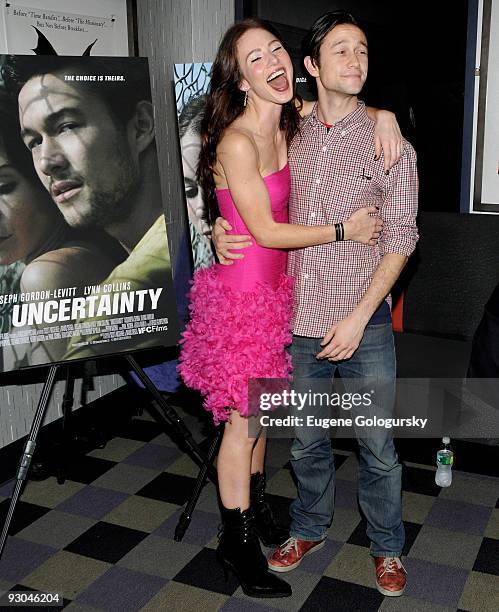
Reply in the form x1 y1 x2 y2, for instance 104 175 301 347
251 482 274 521
217 511 257 543
279 536 298 556
379 556 405 577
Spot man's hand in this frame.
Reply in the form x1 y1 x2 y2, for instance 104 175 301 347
373 110 403 173
316 313 368 361
212 217 252 265
344 206 383 245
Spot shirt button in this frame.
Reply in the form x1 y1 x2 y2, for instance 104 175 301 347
310 212 316 217
341 130 346 136
304 274 309 279
322 146 327 152
315 178 321 184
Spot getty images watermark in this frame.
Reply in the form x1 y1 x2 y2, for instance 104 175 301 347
257 388 427 430
247 378 499 438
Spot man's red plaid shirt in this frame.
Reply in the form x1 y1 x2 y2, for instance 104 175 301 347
287 101 419 338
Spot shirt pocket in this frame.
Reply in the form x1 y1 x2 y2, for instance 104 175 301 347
322 172 382 223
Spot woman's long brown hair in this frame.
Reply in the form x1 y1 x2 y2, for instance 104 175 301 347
197 18 301 226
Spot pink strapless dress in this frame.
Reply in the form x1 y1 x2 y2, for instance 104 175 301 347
178 164 294 425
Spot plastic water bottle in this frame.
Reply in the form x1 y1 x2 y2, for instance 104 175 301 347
435 436 453 487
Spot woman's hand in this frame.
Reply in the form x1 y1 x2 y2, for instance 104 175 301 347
212 217 252 265
343 206 383 246
372 110 403 172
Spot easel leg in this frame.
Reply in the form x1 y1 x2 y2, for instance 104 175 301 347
56 367 75 485
125 355 217 482
174 425 223 541
0 365 59 560
124 355 223 541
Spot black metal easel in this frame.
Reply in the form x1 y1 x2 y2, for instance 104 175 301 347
0 354 222 559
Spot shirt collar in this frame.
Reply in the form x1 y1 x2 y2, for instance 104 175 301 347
309 99 368 131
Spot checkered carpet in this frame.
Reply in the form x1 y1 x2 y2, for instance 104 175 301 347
0 400 498 611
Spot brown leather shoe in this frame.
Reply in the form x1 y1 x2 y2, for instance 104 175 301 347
374 556 407 596
268 536 326 573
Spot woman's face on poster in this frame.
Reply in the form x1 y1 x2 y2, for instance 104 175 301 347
0 144 54 264
181 127 210 237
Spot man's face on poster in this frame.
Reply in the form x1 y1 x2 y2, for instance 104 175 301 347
18 70 140 230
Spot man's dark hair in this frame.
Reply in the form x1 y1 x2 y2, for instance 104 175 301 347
301 10 363 68
1 55 152 128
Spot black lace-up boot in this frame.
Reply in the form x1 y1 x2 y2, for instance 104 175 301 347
250 471 289 547
216 505 291 598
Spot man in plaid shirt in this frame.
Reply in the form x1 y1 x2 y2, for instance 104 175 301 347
214 11 418 597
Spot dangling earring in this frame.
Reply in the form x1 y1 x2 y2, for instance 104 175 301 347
243 90 248 107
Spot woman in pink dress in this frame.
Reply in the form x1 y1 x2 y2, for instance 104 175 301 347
178 18 398 598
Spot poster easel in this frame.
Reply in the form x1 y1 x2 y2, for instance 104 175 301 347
0 353 222 560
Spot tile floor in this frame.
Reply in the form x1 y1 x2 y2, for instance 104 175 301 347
0 402 498 611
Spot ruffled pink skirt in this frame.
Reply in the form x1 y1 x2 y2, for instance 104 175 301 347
178 265 294 425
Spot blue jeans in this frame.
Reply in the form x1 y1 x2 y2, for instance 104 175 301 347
289 323 404 557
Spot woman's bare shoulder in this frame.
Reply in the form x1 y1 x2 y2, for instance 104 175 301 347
20 245 112 293
218 125 258 157
216 127 260 180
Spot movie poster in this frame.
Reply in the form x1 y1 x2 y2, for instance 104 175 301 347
0 0 129 56
174 62 215 270
0 55 179 373
477 0 499 209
